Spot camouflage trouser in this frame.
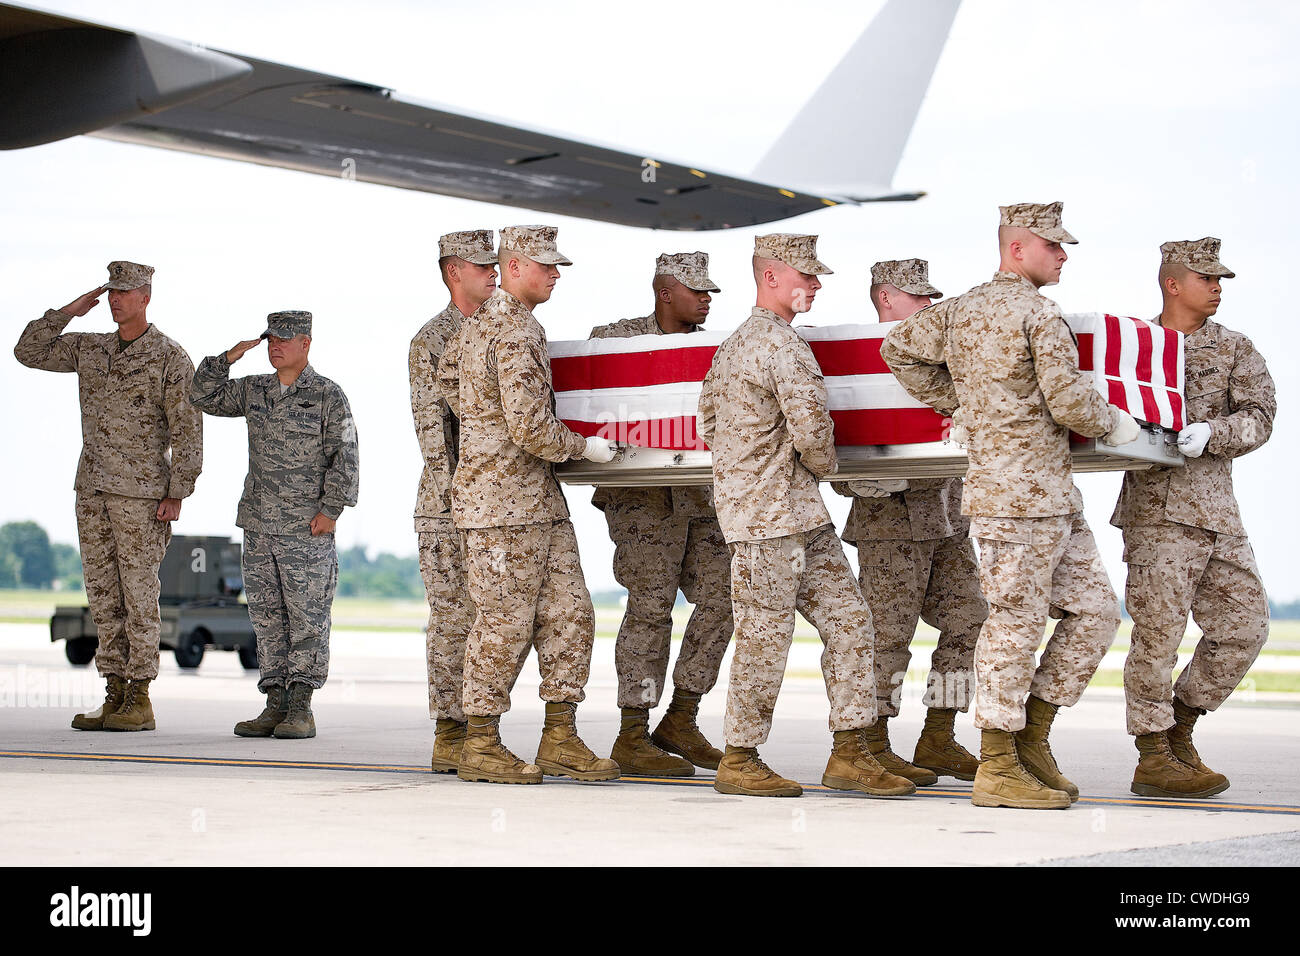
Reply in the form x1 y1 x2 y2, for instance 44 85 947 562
75 490 171 681
418 527 473 722
242 530 337 693
970 513 1120 732
605 502 733 709
856 534 986 717
462 519 595 717
1122 523 1269 735
724 525 876 747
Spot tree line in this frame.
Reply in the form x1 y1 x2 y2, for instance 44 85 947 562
4 520 1300 618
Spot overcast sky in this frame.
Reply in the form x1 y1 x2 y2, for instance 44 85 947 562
3 0 1296 600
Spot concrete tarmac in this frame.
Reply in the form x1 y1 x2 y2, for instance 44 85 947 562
2 624 1298 866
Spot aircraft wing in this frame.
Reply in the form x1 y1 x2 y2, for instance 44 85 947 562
0 1 958 231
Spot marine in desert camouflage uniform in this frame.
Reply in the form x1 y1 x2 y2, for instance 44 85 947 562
589 252 734 777
410 229 498 772
190 310 359 740
833 258 987 785
1113 237 1274 799
436 224 620 785
882 202 1139 810
697 234 916 799
15 261 203 733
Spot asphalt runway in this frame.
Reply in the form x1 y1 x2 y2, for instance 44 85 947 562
2 623 1297 866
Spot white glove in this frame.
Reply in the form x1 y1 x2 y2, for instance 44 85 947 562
947 407 970 449
847 479 909 498
1176 422 1212 458
581 436 618 463
1104 407 1140 446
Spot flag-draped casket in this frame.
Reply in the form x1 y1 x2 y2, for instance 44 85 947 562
552 313 1185 486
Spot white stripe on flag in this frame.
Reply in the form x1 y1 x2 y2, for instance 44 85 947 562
797 323 888 341
548 330 727 358
555 381 704 422
825 374 930 410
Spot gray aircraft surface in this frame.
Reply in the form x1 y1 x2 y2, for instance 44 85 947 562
0 0 960 229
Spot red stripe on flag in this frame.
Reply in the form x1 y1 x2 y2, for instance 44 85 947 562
1133 319 1153 383
1107 378 1127 410
1168 389 1184 431
561 407 950 449
1104 314 1124 378
805 338 892 377
1076 333 1094 371
561 416 709 451
1138 384 1160 424
829 407 949 446
550 346 718 392
1161 326 1179 390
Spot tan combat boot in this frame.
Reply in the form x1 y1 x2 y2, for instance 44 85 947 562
457 715 542 784
823 729 917 796
1015 695 1078 802
611 707 694 777
651 688 724 770
913 707 979 781
103 679 155 732
972 728 1071 809
715 744 802 797
272 683 316 739
234 685 288 737
72 675 126 731
862 717 938 786
1169 698 1228 788
535 702 620 781
1131 731 1230 798
430 718 467 773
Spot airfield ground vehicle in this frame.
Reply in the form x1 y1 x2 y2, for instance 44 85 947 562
51 535 256 671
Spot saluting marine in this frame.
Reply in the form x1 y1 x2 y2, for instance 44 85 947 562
698 233 915 799
437 225 619 785
410 230 498 773
833 258 988 785
190 311 360 740
1114 238 1274 798
882 203 1139 810
590 252 734 777
15 261 203 733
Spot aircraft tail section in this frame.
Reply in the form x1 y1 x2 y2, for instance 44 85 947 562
750 0 961 202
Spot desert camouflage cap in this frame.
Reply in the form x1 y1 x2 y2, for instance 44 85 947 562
871 258 942 298
498 224 572 266
753 233 833 275
655 251 720 292
104 260 154 290
1160 236 1235 278
263 311 313 339
999 201 1078 244
438 230 497 265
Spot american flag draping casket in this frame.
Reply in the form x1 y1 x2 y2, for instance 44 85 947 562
552 313 1185 486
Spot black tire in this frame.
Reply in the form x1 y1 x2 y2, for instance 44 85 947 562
173 629 206 669
65 636 97 666
238 643 258 670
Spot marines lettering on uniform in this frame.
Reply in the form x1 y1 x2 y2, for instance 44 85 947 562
190 310 359 740
436 224 618 785
1114 237 1275 798
590 252 732 777
832 257 987 783
14 261 203 732
698 233 914 799
882 203 1128 810
411 229 498 773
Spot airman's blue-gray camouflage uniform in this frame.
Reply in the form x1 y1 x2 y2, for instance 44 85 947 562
190 355 359 692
